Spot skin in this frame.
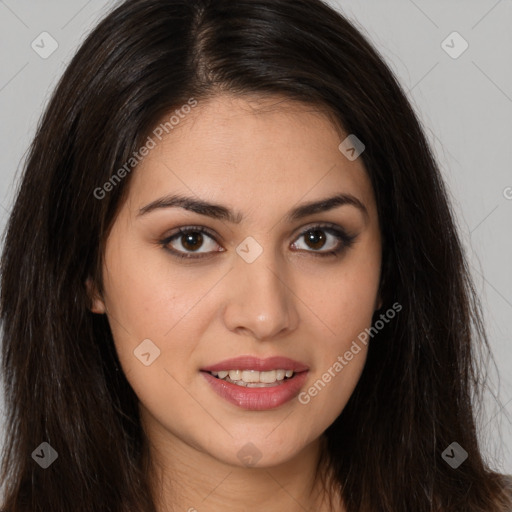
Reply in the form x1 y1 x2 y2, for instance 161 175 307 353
87 94 382 512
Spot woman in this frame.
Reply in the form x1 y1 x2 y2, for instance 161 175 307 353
0 0 510 510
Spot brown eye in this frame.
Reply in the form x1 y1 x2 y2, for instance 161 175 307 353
180 231 204 252
291 224 355 256
304 229 327 250
160 227 223 259
160 223 356 261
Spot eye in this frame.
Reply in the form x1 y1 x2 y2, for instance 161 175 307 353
159 223 357 260
160 226 223 259
291 223 356 257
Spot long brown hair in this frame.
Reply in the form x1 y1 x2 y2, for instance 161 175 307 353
1 0 510 510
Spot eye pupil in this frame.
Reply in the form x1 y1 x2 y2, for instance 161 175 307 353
305 229 326 250
182 232 203 251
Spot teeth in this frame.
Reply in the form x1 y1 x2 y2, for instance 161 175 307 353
242 370 261 383
229 370 241 380
210 369 295 384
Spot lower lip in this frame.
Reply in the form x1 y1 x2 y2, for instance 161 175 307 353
200 371 309 411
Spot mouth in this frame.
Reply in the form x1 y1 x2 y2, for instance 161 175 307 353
199 356 309 410
203 368 299 387
200 370 309 410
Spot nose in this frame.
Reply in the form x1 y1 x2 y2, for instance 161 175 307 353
222 248 299 341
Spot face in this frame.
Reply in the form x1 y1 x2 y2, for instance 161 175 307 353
88 94 382 469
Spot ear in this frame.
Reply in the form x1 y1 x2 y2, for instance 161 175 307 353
85 277 106 314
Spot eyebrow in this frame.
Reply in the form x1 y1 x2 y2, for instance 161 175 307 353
137 192 368 223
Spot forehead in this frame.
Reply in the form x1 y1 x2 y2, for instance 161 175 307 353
125 94 376 221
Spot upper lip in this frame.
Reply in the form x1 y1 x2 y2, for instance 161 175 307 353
201 356 309 373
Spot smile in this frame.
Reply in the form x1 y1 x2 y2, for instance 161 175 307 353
209 369 295 386
201 369 309 410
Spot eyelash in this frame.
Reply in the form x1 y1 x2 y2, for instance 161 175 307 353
159 223 357 261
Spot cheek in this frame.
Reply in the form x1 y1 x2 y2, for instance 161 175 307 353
293 240 379 425
102 235 219 334
302 238 381 347
100 264 217 429
100 243 222 390
295 349 367 447
296 286 372 434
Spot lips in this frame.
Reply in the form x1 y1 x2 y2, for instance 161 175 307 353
201 369 310 410
200 355 309 373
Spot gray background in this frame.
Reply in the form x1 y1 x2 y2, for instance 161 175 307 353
0 0 511 479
